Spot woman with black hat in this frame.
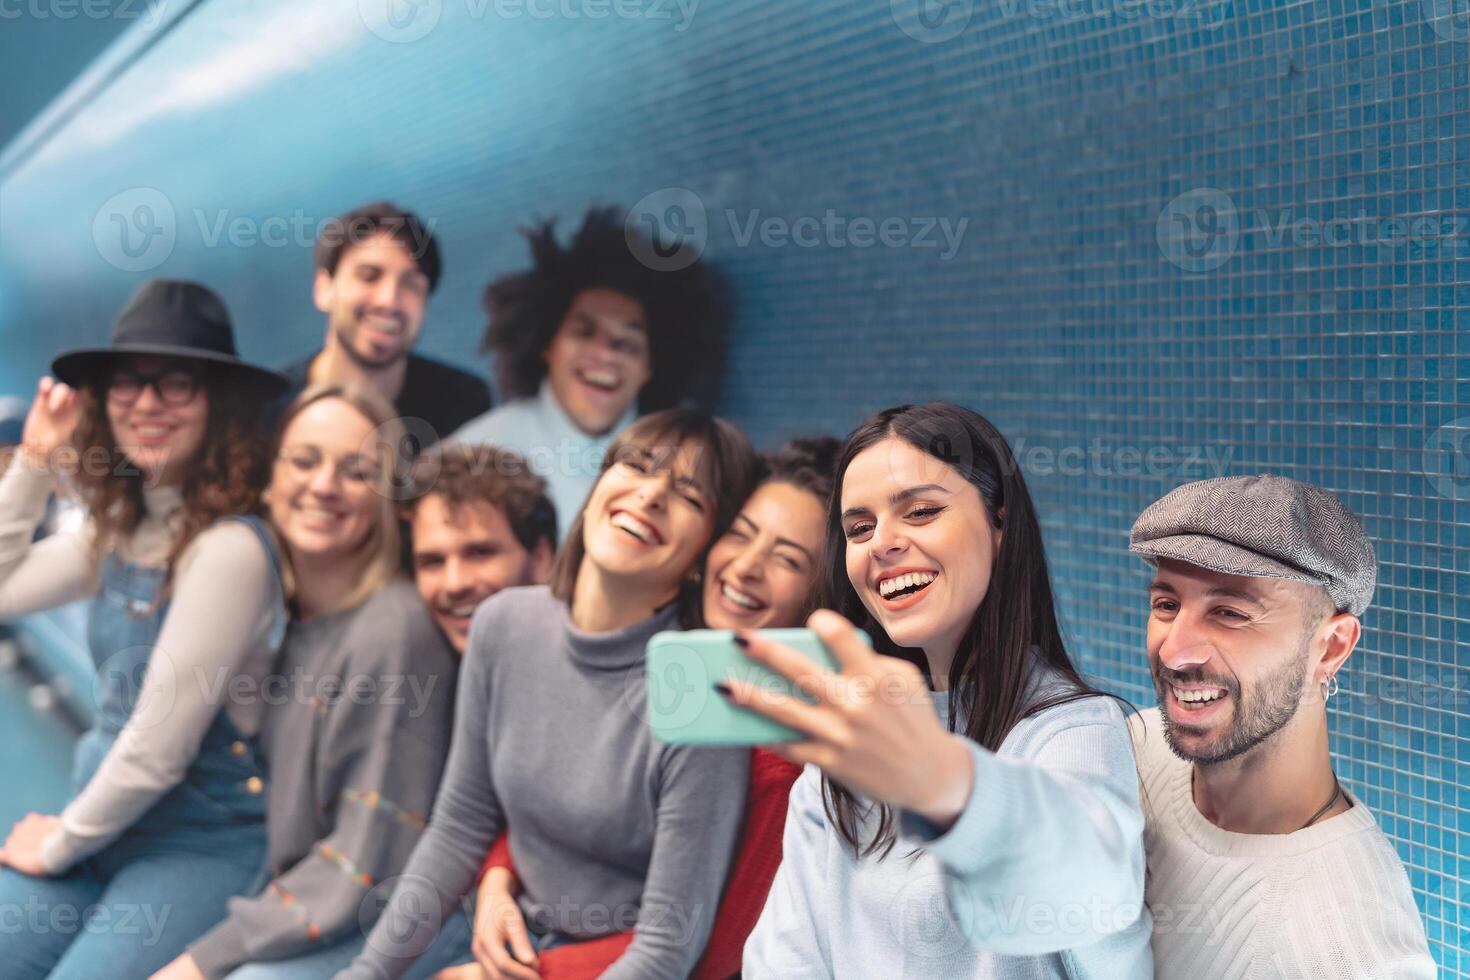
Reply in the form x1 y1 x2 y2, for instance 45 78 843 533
0 280 292 980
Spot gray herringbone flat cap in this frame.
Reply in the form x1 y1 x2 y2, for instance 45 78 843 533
1129 474 1376 616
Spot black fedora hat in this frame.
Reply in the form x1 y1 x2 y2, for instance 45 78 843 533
51 279 288 398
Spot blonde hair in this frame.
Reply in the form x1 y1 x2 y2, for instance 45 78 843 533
270 383 407 615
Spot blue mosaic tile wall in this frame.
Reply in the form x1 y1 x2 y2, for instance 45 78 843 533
0 0 1464 970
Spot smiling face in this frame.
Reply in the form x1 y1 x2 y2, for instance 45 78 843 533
313 232 430 369
544 288 652 436
267 397 383 562
104 355 211 487
580 438 713 595
702 480 826 630
839 437 1002 661
1147 558 1333 765
410 495 552 653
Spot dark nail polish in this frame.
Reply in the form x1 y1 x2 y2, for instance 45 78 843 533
714 682 733 698
733 633 750 649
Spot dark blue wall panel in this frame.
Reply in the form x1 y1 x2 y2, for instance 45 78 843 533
0 0 1465 969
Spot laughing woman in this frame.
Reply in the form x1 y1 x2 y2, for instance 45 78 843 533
0 281 290 980
463 436 840 980
340 408 760 980
737 404 1152 979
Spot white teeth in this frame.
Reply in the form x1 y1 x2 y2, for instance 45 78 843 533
134 426 171 437
580 368 618 390
364 315 401 334
301 507 340 522
611 511 657 544
1172 686 1226 704
721 582 764 610
448 604 477 618
879 571 938 598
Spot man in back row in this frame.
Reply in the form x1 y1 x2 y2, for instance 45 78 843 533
1128 474 1435 978
280 201 491 445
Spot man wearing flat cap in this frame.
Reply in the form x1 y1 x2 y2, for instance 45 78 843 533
1127 475 1435 979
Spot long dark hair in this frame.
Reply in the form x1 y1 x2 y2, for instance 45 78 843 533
820 403 1110 858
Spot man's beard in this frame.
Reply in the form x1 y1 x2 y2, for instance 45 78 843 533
1156 633 1312 766
334 316 410 370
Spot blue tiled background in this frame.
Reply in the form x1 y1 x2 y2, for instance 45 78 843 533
0 0 1465 970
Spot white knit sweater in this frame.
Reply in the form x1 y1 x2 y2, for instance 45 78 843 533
1129 708 1437 979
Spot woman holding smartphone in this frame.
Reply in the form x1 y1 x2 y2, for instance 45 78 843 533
463 436 840 980
340 408 760 980
0 281 290 979
735 403 1151 978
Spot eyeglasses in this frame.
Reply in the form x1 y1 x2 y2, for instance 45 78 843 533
106 368 202 407
276 446 382 487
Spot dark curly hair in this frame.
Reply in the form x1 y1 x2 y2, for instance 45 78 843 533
71 363 273 595
481 206 727 411
763 435 841 507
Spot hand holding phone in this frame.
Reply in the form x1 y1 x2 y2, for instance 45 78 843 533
645 627 870 745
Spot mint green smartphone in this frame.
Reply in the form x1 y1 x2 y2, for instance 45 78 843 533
645 627 871 745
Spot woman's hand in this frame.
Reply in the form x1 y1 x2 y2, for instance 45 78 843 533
148 952 206 980
720 609 976 830
20 377 82 471
0 812 61 877
431 964 488 980
470 866 540 980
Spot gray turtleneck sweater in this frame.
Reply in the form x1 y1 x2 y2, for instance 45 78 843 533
341 585 750 980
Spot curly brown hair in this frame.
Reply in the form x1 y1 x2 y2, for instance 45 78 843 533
401 444 557 554
71 362 273 592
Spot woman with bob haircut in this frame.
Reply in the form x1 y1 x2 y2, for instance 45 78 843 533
156 384 457 980
453 206 727 542
0 280 291 980
736 403 1151 978
342 408 760 980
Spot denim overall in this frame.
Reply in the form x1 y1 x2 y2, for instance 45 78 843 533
0 515 286 980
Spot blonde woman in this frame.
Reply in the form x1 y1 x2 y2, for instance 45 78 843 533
156 385 457 980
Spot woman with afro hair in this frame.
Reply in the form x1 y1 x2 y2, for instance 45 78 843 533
453 206 727 542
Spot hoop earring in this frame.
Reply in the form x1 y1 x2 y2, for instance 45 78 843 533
1321 673 1339 702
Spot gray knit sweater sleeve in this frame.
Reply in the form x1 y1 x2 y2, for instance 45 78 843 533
189 583 457 978
339 591 508 980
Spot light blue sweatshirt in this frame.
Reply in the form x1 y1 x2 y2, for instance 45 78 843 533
744 669 1153 979
451 380 636 543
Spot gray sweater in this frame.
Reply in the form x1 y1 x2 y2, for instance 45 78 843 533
341 585 750 980
189 578 458 978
